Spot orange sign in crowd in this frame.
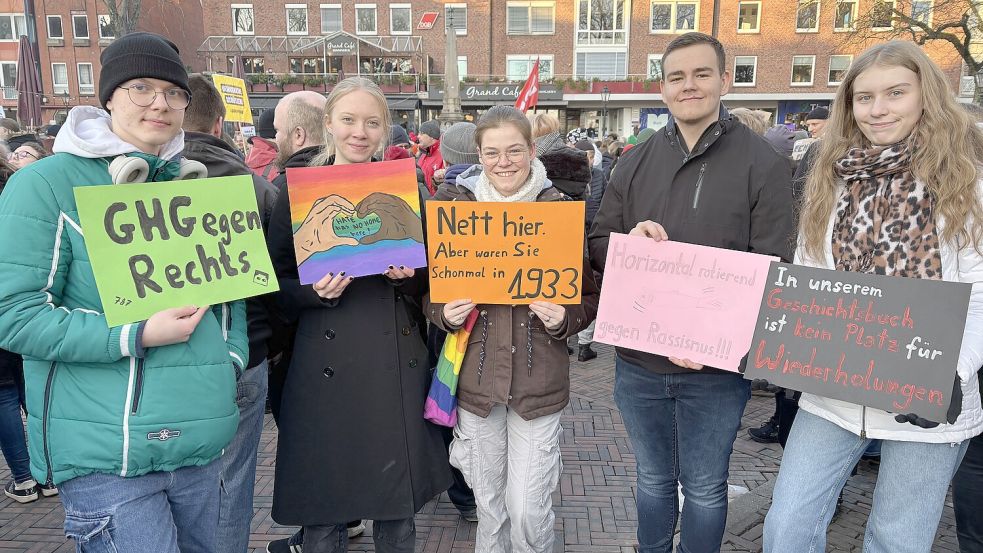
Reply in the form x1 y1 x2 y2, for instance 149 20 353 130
425 201 585 304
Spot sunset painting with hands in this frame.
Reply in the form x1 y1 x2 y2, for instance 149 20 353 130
285 158 426 284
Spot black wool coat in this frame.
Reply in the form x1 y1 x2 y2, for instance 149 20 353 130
265 158 451 525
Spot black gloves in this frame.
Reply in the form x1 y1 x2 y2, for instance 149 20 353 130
894 376 962 429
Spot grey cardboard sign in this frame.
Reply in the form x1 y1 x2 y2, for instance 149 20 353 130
744 262 971 423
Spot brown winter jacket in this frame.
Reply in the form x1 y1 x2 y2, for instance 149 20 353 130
424 170 600 420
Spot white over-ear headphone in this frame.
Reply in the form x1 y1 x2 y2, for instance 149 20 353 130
108 157 208 184
108 156 150 184
177 159 208 180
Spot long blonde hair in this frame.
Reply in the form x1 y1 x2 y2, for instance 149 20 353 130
800 41 983 261
311 77 392 166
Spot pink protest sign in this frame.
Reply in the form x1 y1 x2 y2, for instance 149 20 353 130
594 234 776 371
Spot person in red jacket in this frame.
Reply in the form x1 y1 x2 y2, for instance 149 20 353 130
416 119 443 194
244 107 280 182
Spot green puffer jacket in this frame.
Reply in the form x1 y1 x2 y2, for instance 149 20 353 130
0 107 246 486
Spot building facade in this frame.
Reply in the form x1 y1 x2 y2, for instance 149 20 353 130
0 0 975 132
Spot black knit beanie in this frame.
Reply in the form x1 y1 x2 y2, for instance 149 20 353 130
99 32 190 110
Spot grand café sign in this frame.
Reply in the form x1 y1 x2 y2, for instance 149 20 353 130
429 83 563 102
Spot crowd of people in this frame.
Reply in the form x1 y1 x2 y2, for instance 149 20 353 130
0 28 981 553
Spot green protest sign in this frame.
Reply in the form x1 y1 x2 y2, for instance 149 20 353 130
75 176 279 326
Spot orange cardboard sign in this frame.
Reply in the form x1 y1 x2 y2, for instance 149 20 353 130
426 201 585 304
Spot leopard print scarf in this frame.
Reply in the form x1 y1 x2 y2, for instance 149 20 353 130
831 141 942 279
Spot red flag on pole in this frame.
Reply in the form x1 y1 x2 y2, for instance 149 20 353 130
514 58 540 113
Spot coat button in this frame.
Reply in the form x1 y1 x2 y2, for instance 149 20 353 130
324 329 336 340
401 326 411 336
395 295 402 302
409 359 418 368
511 346 516 354
323 367 334 378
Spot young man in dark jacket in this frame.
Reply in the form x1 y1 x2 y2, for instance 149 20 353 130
588 32 794 553
182 73 279 553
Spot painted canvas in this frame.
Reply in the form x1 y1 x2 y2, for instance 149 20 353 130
286 157 426 283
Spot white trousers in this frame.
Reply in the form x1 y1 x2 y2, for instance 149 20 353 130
450 405 563 553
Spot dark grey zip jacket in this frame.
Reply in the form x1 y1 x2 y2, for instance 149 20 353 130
183 131 279 369
588 107 795 374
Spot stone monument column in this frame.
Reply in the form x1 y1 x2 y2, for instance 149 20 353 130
437 13 464 127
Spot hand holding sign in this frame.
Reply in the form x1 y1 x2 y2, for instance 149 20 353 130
313 271 354 300
629 220 669 241
356 192 425 245
528 301 567 331
294 195 360 264
142 305 211 348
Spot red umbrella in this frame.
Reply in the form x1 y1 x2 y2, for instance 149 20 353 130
15 36 43 128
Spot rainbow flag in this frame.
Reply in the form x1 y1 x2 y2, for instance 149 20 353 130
424 309 480 427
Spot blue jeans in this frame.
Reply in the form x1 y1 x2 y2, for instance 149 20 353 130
0 380 30 483
304 518 415 553
764 409 968 553
954 432 983 552
217 360 269 553
59 459 222 553
613 357 750 553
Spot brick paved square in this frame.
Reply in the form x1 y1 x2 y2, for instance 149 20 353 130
0 343 961 552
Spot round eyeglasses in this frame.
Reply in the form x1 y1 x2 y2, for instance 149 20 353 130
117 83 192 110
479 148 529 165
9 150 38 160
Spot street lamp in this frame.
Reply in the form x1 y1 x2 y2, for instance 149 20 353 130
600 85 610 137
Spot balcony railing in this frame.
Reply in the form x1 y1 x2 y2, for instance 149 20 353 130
242 73 662 95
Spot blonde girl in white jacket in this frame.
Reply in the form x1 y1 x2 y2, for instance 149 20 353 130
763 41 983 553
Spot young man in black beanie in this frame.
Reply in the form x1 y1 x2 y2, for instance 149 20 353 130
0 31 247 553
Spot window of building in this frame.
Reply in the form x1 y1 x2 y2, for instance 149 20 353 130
795 0 819 32
828 54 851 85
912 0 932 25
52 62 68 94
286 5 308 35
507 2 555 34
576 0 627 44
227 56 265 74
97 14 114 39
0 14 26 41
647 54 663 80
389 4 411 34
737 2 760 33
355 4 377 35
71 14 88 39
734 56 757 86
872 0 894 29
289 57 326 74
320 5 342 33
834 0 857 30
576 51 627 80
650 1 698 34
47 15 63 39
446 4 467 35
458 56 467 78
791 55 815 86
232 5 253 35
0 62 15 99
77 63 94 95
506 55 554 81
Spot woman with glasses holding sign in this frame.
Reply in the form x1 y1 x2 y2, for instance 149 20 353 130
264 77 452 553
763 41 983 553
0 33 247 552
424 105 599 553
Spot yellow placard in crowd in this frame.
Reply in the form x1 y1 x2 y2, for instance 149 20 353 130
210 74 253 123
